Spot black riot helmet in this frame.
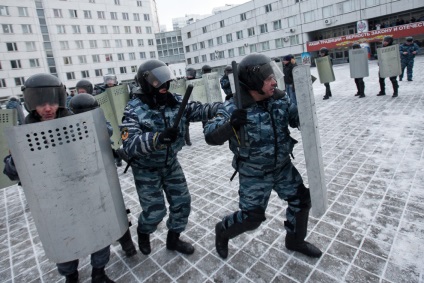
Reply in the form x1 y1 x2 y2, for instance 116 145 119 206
238 53 275 94
202 64 212 74
137 59 175 94
352 43 361 49
75 79 93 94
186 68 196 80
383 36 394 46
224 65 232 75
69 93 99 114
22 73 67 112
319 47 329 56
103 73 118 86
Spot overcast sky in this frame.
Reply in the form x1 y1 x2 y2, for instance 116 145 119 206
155 0 250 31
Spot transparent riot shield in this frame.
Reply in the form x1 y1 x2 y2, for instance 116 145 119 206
0 109 18 189
377 44 402 78
187 78 207 103
274 61 286 91
5 108 128 262
107 85 130 125
203 72 223 103
95 92 121 149
315 56 336 84
349 49 369 78
169 78 187 95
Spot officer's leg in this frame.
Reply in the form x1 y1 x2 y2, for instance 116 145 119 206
274 162 322 258
132 166 167 255
354 78 360 96
399 61 406 81
56 260 79 282
359 78 365 98
323 83 331 100
390 76 398 97
90 246 114 282
407 59 414 81
215 173 271 259
377 75 386 96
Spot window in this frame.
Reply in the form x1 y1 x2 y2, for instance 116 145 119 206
236 30 243 40
66 72 75 80
144 14 150 21
105 54 113 61
15 77 25 86
249 44 257 53
260 24 268 34
265 4 272 13
228 48 235 58
64 57 72 65
92 54 100 63
90 0 95 3
148 39 154 46
115 39 122 47
72 25 81 34
138 39 144 46
84 10 92 19
226 34 233 43
114 0 120 5
149 51 156 58
340 0 355 13
103 40 110 48
18 7 29 17
69 9 78 18
100 26 108 34
202 26 207 33
120 67 127 74
81 70 89 78
0 79 6 88
0 6 9 16
273 20 282 30
124 26 131 34
95 69 103 76
187 32 191 38
185 46 190 52
248 27 255 37
290 35 299 45
75 40 84 49
187 58 192 65
113 26 120 34
22 25 32 34
7 42 18 51
275 38 284 48
202 54 207 62
87 25 95 34
29 59 40 67
89 40 97 48
107 68 115 74
122 12 129 20
260 41 270 51
220 20 225 28
146 27 152 34
322 5 333 18
57 25 66 34
135 26 142 34
288 16 297 27
129 53 136 60
133 13 140 21
238 46 246 56
217 36 223 45
194 56 199 63
53 9 63 18
304 11 315 23
209 53 215 61
198 41 205 49
365 0 379 7
2 24 13 34
192 43 197 51
139 52 146 59
11 60 22 69
110 12 118 20
208 39 214 47
26 42 35 51
117 53 124 61
218 51 225 59
137 1 142 6
78 55 87 63
240 13 246 21
97 11 105 19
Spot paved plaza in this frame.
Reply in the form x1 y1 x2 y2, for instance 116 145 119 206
1 56 424 283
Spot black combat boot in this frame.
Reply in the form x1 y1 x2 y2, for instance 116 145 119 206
166 230 194 255
91 268 115 283
358 80 365 98
65 271 79 283
117 228 137 257
137 230 151 255
377 78 386 96
285 208 322 258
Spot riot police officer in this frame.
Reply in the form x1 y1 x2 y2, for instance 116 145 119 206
377 36 399 97
95 74 118 95
185 67 197 80
75 79 94 95
220 65 233 100
204 53 322 259
121 59 221 256
201 64 212 74
319 47 333 100
399 36 420 81
351 43 366 98
3 73 115 283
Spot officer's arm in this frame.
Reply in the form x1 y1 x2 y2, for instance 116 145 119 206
288 102 300 129
3 155 20 181
203 107 235 146
185 101 223 123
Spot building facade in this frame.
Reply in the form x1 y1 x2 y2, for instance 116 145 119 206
181 0 424 70
0 0 159 100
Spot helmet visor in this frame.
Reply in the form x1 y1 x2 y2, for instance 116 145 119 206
103 75 117 84
253 61 283 82
144 65 175 88
24 87 66 111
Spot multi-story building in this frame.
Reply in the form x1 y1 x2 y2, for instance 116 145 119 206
0 0 159 100
182 0 424 71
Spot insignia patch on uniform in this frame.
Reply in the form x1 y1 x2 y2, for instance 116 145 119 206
121 128 129 141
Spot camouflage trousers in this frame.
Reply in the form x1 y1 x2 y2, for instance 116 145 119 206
400 58 414 80
221 160 307 234
132 159 191 234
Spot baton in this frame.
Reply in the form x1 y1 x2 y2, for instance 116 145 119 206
173 84 194 129
231 61 245 147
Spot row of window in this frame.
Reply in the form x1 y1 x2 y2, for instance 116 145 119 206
1 59 40 69
0 6 29 17
186 35 299 64
156 36 183 45
61 51 157 65
51 9 149 22
57 38 154 50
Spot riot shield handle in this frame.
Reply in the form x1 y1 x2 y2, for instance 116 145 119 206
173 84 194 129
231 61 245 147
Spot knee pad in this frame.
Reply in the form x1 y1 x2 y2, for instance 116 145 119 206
242 208 266 230
296 184 312 209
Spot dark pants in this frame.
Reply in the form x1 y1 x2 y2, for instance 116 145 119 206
56 246 110 276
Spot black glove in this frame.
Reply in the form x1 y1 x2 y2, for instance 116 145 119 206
158 128 179 144
230 109 247 130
